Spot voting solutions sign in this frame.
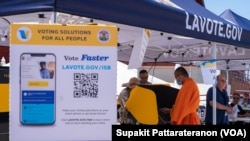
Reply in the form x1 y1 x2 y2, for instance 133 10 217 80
10 23 117 141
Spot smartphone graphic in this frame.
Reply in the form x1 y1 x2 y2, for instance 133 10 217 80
20 53 56 125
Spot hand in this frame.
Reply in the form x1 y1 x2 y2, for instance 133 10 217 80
160 108 171 114
170 121 177 125
225 106 233 114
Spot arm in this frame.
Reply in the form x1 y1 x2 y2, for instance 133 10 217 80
237 105 249 117
208 100 232 114
238 113 250 117
118 89 127 108
160 107 171 114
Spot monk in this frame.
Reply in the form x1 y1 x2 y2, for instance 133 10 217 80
161 66 201 125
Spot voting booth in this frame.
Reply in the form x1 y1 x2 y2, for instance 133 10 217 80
126 84 179 125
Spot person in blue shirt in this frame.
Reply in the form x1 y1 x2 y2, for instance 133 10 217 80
39 61 51 79
205 74 233 125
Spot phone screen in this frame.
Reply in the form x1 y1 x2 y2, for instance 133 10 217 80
20 53 56 125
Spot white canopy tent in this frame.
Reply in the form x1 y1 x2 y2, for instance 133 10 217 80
1 0 250 66
1 0 250 125
117 61 168 95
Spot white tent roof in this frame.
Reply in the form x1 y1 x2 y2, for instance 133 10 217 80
117 61 169 95
1 11 250 71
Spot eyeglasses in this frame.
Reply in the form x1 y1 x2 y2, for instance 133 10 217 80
233 97 239 100
220 79 226 83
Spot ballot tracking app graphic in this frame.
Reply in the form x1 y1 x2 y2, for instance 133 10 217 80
20 53 56 125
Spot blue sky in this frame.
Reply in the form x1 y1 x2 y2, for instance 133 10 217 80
204 0 250 20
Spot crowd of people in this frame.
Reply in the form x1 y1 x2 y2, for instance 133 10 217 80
117 67 250 125
118 67 201 125
204 74 250 125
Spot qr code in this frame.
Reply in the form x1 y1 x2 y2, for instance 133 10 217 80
73 73 98 98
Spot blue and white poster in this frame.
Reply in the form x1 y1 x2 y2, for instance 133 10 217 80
10 24 117 141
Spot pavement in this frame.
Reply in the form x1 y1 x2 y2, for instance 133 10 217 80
0 113 9 141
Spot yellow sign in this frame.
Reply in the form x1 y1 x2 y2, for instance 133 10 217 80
10 23 117 46
0 84 9 112
28 81 49 87
0 67 9 113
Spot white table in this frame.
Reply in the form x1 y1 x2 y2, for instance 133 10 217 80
229 117 250 123
242 106 250 111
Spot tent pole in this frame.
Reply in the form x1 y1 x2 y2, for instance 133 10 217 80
174 64 181 87
212 43 217 125
51 11 57 23
189 64 192 77
226 70 229 92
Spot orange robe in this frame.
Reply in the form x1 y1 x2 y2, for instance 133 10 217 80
170 78 201 125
